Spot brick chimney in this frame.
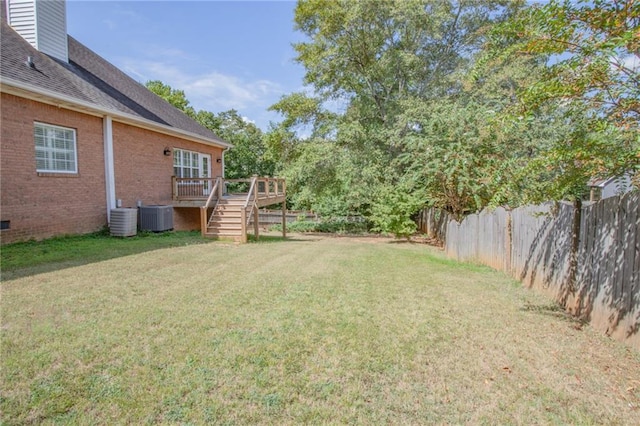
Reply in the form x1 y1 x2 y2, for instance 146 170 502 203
5 0 68 62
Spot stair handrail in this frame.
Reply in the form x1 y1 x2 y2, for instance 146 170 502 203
240 177 259 241
204 177 221 210
243 176 258 211
200 177 221 234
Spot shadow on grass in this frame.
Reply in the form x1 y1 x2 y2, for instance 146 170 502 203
249 235 320 244
2 231 323 281
0 230 219 281
521 301 586 327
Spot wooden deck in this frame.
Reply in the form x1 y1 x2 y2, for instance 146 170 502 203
172 176 285 207
172 176 286 242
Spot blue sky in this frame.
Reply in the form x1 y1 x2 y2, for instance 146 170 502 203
66 1 307 130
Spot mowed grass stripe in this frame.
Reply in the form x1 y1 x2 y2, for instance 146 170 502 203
2 235 639 424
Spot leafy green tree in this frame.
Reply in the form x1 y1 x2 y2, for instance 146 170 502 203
145 80 196 117
269 92 337 138
494 0 639 127
274 0 523 224
294 0 517 124
487 0 640 198
194 110 276 179
146 80 276 180
369 182 423 238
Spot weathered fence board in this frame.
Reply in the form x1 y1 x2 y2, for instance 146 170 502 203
416 208 451 241
430 191 640 349
570 192 640 345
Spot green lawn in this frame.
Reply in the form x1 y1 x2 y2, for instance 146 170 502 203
2 234 639 424
0 230 212 280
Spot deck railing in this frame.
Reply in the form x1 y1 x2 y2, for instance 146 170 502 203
172 177 218 200
174 176 286 238
172 176 286 202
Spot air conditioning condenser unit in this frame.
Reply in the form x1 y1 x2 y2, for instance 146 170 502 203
139 205 173 232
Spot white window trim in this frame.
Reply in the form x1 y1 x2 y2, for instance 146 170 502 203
173 148 211 179
34 122 78 174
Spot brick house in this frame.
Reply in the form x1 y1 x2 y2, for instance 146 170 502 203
0 0 246 244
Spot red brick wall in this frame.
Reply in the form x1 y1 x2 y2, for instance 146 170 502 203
1 94 224 243
1 94 107 243
112 122 223 231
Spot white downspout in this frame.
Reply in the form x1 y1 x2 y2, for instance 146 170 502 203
103 115 116 222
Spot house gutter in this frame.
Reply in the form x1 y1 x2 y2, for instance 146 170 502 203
0 78 233 149
103 115 116 223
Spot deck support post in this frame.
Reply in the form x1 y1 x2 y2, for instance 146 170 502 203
241 208 247 243
200 206 207 237
253 207 259 241
282 201 287 238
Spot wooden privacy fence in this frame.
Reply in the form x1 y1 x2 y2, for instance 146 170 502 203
424 191 639 349
252 209 318 227
416 207 452 242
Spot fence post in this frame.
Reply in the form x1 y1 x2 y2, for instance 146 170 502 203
218 177 224 198
505 209 512 274
565 199 582 303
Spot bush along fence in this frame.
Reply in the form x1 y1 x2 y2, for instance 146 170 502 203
420 191 639 349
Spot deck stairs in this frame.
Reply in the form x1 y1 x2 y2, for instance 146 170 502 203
204 195 255 241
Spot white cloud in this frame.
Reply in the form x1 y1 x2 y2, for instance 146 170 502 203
118 59 283 113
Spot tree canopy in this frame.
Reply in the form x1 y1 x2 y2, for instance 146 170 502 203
146 82 273 179
147 0 639 237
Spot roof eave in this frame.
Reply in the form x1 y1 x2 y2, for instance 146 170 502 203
0 77 233 149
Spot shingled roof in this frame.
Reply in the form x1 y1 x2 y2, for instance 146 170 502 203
0 19 230 148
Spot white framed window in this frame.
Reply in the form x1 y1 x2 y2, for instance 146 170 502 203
34 122 78 173
174 148 212 196
173 148 211 179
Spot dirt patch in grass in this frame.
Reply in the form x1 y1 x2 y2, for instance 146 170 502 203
2 233 639 424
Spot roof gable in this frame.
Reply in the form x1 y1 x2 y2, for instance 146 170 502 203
0 20 229 147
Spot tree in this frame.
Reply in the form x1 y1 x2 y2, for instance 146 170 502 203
146 80 276 179
145 80 196 117
487 0 640 198
294 0 517 125
273 0 521 222
494 0 639 127
196 110 276 179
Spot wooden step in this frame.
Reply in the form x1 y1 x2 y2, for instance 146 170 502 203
205 197 254 241
218 199 246 205
208 215 242 223
209 213 243 221
207 229 243 236
207 221 242 229
213 208 245 216
208 230 240 236
208 221 242 228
